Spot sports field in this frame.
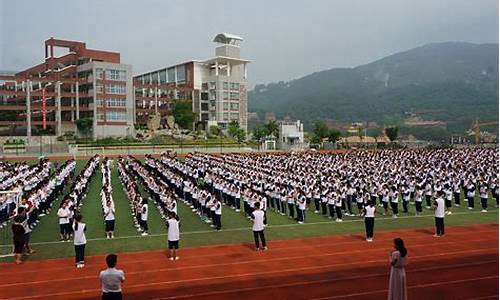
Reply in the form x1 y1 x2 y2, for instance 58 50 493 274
0 156 498 261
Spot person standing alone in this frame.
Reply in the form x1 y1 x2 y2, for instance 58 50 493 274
73 214 87 268
363 201 376 242
100 254 125 300
434 191 445 237
251 202 267 251
388 238 408 300
166 211 181 261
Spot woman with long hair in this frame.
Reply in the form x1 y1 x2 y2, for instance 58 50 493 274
388 237 407 300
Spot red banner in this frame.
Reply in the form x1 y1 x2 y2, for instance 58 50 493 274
42 87 47 129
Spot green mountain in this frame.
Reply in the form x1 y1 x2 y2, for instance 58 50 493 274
249 42 499 140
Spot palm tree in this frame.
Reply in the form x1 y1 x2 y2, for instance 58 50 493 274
265 120 279 138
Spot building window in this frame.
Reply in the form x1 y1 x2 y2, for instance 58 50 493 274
223 92 229 100
230 113 239 120
151 72 158 84
107 69 126 81
230 92 239 99
230 82 240 90
159 70 167 84
201 83 208 90
96 99 104 107
223 82 229 90
176 65 186 82
167 68 175 83
96 68 104 79
230 103 239 110
96 84 104 93
106 111 127 121
96 112 104 121
105 84 126 94
209 82 216 89
107 98 127 107
201 92 209 101
201 103 209 111
223 102 229 110
223 113 229 121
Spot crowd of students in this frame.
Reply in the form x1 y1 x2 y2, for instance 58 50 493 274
57 156 99 242
178 148 498 225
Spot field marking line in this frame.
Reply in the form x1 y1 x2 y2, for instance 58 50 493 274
3 210 497 247
0 247 497 292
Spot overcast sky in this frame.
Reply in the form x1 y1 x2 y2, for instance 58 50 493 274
1 0 498 88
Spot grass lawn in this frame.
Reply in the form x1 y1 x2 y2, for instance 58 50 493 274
0 159 498 262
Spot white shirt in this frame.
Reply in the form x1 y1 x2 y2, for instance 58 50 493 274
141 204 148 221
167 218 180 241
365 205 375 218
73 222 86 245
104 206 115 221
434 198 445 218
252 210 265 231
57 207 70 224
100 268 125 293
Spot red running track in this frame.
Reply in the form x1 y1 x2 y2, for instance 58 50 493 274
0 223 497 300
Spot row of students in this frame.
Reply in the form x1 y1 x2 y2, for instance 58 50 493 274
57 156 99 241
117 157 145 236
146 155 223 231
100 158 116 239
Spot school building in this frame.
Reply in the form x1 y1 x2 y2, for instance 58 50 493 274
0 33 250 140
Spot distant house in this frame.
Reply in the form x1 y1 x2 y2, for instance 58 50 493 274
341 135 389 144
277 120 308 150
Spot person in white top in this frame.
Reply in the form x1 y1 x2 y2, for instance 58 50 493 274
104 200 115 239
72 214 87 268
100 254 125 300
363 200 376 242
57 201 71 241
140 199 149 236
251 202 267 251
166 212 181 261
434 191 445 237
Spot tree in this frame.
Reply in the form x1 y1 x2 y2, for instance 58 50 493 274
173 100 195 130
327 128 342 144
385 126 399 142
313 121 329 140
252 124 268 143
228 121 246 142
264 120 279 137
75 118 93 138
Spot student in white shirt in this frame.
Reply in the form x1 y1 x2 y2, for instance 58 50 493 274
57 201 71 241
434 191 445 237
363 200 376 242
479 183 488 212
104 200 115 239
214 199 222 230
100 254 125 300
166 212 181 261
251 202 267 251
73 214 87 268
140 199 149 236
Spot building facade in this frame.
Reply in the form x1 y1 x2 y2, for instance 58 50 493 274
277 120 307 150
0 33 249 140
0 38 134 140
134 33 250 131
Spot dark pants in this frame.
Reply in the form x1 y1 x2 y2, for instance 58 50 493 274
435 217 445 236
102 292 122 300
235 198 241 210
415 201 422 213
288 203 294 218
364 217 374 238
402 200 409 213
454 192 461 205
214 214 221 230
391 202 398 215
328 204 335 218
425 195 432 207
481 198 487 209
253 230 266 249
321 202 327 215
467 197 474 208
297 209 305 222
75 244 85 263
335 206 342 219
314 199 320 211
